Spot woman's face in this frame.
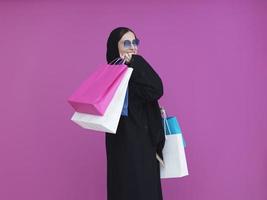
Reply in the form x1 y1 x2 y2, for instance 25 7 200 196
118 31 138 58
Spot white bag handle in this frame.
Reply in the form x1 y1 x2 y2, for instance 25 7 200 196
160 107 171 140
109 57 126 65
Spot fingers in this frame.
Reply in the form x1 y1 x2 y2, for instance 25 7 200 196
119 53 124 59
119 52 134 63
124 53 132 62
125 53 131 61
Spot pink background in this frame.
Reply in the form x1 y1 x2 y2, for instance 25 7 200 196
1 0 266 200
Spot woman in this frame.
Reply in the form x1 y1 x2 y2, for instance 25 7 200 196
105 27 165 200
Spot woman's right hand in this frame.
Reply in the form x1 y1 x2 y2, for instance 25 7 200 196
120 52 134 63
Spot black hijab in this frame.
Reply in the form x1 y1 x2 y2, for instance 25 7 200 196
106 27 137 63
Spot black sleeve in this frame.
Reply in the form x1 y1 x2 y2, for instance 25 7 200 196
128 54 163 102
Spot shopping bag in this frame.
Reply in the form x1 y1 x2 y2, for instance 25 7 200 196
121 88 128 116
159 108 189 179
71 67 133 133
165 117 186 148
68 58 128 115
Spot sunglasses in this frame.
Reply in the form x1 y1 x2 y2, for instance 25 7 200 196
123 38 140 48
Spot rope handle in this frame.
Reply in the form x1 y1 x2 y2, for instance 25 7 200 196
160 107 171 140
108 57 126 65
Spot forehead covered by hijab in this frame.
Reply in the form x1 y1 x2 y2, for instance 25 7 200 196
106 27 136 63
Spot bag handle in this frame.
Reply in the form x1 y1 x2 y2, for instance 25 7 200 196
160 107 170 140
161 107 187 148
108 57 126 65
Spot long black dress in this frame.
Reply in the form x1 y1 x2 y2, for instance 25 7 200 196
105 54 165 200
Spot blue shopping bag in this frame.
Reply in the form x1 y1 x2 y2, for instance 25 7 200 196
162 113 186 147
121 88 128 116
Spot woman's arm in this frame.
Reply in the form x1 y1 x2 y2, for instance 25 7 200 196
128 54 163 102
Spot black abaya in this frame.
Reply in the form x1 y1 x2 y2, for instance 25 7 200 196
105 54 165 200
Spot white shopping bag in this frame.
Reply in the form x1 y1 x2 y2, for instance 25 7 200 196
160 134 189 179
159 108 189 179
71 67 133 133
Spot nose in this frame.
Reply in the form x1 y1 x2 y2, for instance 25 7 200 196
129 44 137 50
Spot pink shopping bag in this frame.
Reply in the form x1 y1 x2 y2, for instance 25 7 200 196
68 62 128 115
